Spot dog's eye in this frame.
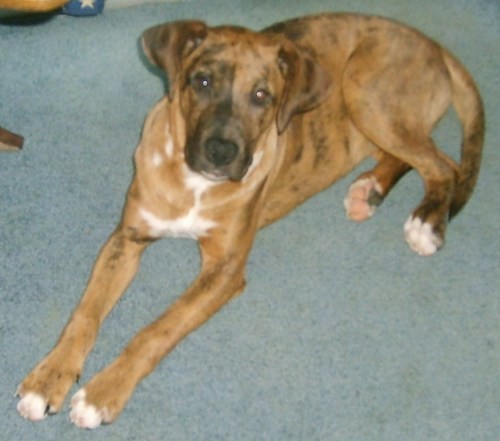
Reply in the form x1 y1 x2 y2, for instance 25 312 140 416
253 88 271 106
191 72 212 91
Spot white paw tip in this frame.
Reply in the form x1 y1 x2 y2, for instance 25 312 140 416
70 389 103 429
404 216 443 256
344 176 382 219
17 392 47 421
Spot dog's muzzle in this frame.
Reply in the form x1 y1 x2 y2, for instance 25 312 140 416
185 130 252 182
204 137 239 167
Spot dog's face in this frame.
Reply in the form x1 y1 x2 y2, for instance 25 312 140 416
142 21 330 182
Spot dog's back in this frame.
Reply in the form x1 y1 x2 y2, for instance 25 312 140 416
262 13 484 252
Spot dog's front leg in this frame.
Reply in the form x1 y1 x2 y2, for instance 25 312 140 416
69 231 250 429
16 227 149 421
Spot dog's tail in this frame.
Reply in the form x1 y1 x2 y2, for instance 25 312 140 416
442 48 485 219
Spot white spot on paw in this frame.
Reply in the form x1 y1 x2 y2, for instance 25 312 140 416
404 216 443 256
70 389 104 429
344 176 382 221
17 392 47 421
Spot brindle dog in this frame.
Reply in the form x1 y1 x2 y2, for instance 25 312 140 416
17 13 484 428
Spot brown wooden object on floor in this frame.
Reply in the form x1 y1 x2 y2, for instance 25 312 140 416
0 126 24 151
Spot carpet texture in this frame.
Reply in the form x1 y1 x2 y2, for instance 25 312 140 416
1 0 498 440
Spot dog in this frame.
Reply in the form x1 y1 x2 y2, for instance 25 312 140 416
16 13 484 428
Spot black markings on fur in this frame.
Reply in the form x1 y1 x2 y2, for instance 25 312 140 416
367 189 384 207
240 178 267 231
314 135 328 167
108 234 125 263
125 226 157 244
188 44 226 68
302 59 315 95
213 25 251 35
262 18 307 41
327 30 339 46
413 198 444 223
309 119 328 167
293 144 304 163
342 137 350 156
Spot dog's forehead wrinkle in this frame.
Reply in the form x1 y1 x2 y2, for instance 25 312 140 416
229 52 280 91
187 57 227 79
187 34 280 91
200 30 279 59
185 48 226 80
188 57 275 104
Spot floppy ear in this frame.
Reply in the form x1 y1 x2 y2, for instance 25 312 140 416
277 45 332 133
141 20 208 101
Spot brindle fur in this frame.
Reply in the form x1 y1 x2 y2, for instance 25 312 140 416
17 13 484 427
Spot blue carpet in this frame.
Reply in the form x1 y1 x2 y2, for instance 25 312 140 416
1 0 499 440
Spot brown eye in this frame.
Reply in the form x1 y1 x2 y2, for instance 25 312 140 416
191 72 212 92
253 88 271 106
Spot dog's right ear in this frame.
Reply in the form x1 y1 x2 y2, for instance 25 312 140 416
141 20 208 101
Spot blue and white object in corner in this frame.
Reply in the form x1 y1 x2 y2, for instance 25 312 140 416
63 0 105 16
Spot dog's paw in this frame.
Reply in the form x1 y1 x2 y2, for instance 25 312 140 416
344 176 383 222
69 363 135 429
16 352 80 421
70 389 106 429
404 216 443 256
16 391 49 421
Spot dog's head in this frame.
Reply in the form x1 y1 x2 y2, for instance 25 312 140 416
142 20 331 182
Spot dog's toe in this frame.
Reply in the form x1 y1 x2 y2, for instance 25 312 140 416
70 389 104 429
17 392 48 421
344 176 383 222
404 216 443 256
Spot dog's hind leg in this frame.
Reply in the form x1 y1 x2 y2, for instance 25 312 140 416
349 126 457 256
343 34 458 255
354 132 457 256
344 151 411 222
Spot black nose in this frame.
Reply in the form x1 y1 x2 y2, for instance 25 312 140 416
204 138 238 166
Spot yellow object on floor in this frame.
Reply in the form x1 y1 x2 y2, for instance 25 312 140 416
0 0 66 12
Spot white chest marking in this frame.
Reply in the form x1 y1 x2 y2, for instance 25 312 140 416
151 152 163 167
150 132 173 167
139 206 215 239
165 136 174 157
140 165 218 239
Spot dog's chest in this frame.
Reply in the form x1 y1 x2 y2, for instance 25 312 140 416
138 166 218 240
139 206 215 239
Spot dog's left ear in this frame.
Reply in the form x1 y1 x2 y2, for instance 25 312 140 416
277 44 332 133
142 20 208 101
